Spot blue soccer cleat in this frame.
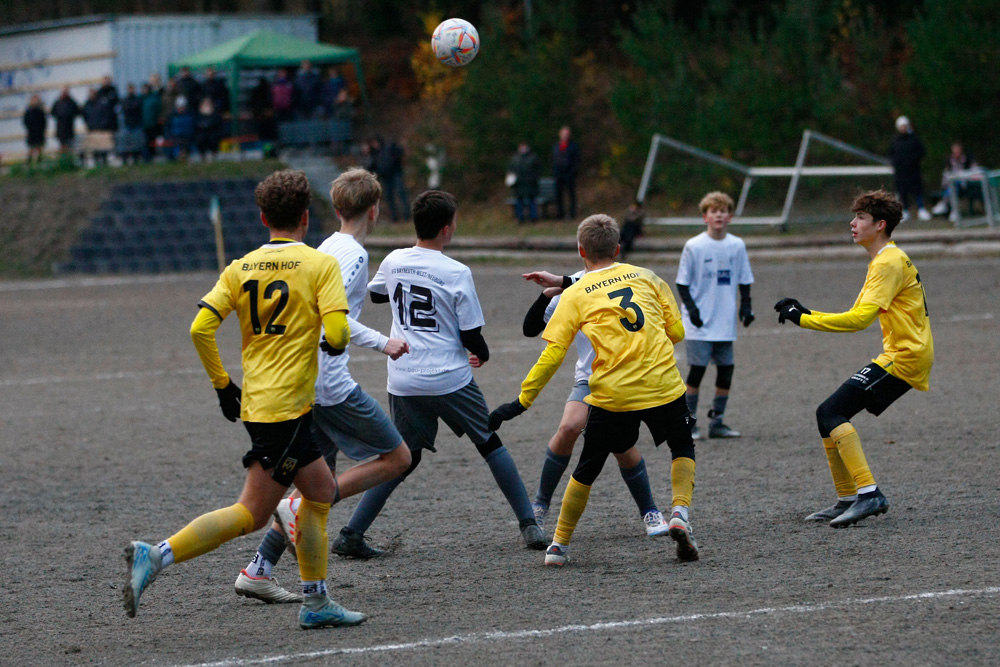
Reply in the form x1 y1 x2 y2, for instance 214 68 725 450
123 541 162 618
299 597 368 629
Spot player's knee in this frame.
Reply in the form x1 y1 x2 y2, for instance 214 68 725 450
716 365 734 390
386 443 412 477
475 433 503 459
686 365 707 388
553 421 583 450
815 400 847 438
397 448 423 480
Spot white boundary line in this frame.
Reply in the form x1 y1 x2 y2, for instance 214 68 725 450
179 586 1000 667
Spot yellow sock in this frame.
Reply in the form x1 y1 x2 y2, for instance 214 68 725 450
296 498 331 583
830 423 876 490
552 477 592 546
670 457 696 509
167 503 254 564
823 435 857 497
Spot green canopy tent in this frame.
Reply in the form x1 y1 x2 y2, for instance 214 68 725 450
168 30 367 132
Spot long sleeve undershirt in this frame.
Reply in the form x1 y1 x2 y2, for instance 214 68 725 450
799 301 881 333
517 342 568 408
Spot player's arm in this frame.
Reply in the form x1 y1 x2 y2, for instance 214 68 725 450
523 291 557 336
488 342 568 430
369 291 389 304
318 310 350 356
739 284 755 327
675 283 703 328
522 270 577 290
460 326 490 364
800 302 881 332
190 305 241 422
346 316 408 359
665 318 685 343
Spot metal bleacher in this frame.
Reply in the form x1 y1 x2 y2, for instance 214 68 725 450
57 179 326 274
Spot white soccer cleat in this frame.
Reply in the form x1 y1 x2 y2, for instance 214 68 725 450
643 510 671 538
274 497 297 558
544 543 569 566
235 569 303 604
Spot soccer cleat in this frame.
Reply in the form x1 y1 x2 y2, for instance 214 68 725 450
123 541 162 618
532 503 548 532
298 597 368 629
708 423 741 438
273 497 297 559
521 522 547 550
932 200 950 216
917 207 932 221
901 210 911 222
235 569 303 604
804 500 854 522
331 527 384 559
544 543 569 566
829 491 889 528
667 513 700 562
642 510 671 538
691 426 703 441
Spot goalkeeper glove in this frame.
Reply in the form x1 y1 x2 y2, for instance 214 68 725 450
739 302 755 327
774 298 811 326
488 398 527 431
319 340 346 356
215 380 242 422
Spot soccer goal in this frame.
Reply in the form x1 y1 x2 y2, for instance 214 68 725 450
636 129 895 228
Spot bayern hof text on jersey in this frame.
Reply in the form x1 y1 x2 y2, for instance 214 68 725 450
241 260 303 271
584 271 640 293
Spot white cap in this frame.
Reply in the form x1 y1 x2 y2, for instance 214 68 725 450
895 115 910 130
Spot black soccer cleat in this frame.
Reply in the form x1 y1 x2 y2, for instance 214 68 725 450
331 527 384 559
804 500 854 522
829 491 889 528
520 520 547 550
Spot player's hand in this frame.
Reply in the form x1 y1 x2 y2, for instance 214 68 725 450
489 398 527 431
468 354 484 368
215 380 241 422
739 303 755 327
522 270 563 289
382 338 409 360
775 298 811 325
319 340 346 356
688 308 704 328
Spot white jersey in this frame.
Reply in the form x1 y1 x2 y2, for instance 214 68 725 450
544 269 594 384
314 232 390 406
369 246 485 396
675 231 754 342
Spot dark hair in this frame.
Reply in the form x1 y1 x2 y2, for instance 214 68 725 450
851 189 903 236
412 190 458 240
254 170 312 231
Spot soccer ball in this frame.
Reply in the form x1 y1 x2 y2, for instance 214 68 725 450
431 18 480 67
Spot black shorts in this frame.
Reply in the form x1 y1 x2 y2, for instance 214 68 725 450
844 362 912 416
583 395 695 456
242 411 323 487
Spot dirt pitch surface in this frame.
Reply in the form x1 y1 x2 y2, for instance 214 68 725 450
3 255 999 666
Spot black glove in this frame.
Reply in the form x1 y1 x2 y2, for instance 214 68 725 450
319 340 346 356
688 308 704 328
774 298 811 325
215 380 242 422
488 398 527 431
739 302 755 327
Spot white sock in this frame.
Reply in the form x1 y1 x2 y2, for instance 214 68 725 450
302 579 328 600
245 552 272 578
837 494 858 503
671 505 689 522
858 484 878 495
157 540 174 569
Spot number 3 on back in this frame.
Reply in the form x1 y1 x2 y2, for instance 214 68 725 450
608 287 644 332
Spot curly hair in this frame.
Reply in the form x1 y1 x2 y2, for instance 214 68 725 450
330 167 382 221
577 214 620 260
254 170 312 231
851 189 903 236
699 191 735 215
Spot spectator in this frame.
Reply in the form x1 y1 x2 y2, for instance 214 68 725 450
23 94 47 164
50 87 80 154
165 96 196 162
195 98 224 162
331 88 354 121
160 77 179 128
271 68 295 122
508 141 541 223
82 88 117 166
320 66 346 117
372 136 409 222
294 60 323 119
249 76 277 142
932 142 979 221
552 125 581 220
140 82 162 162
889 116 931 222
359 138 376 173
148 72 164 95
620 200 645 260
202 67 231 119
96 75 120 112
175 67 203 109
119 83 144 165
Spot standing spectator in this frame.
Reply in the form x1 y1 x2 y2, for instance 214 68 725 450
249 76 277 142
294 60 323 119
175 67 203 109
620 200 645 260
160 76 179 129
82 88 116 166
508 141 541 223
202 67 231 119
195 98 224 162
373 136 409 222
552 125 581 220
140 82 162 162
932 142 978 221
271 69 295 122
23 95 48 164
320 67 346 118
165 96 195 162
96 75 120 111
889 116 931 222
51 87 80 155
119 83 144 164
359 138 376 173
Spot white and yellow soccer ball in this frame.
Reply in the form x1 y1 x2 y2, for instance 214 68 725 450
431 18 480 67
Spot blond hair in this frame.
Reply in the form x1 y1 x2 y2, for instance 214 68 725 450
577 214 620 260
699 191 734 215
330 167 382 221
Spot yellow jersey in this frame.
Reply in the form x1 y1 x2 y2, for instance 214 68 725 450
200 240 348 422
542 263 687 411
856 243 934 391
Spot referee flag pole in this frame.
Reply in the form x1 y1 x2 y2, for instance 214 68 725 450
210 195 226 272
